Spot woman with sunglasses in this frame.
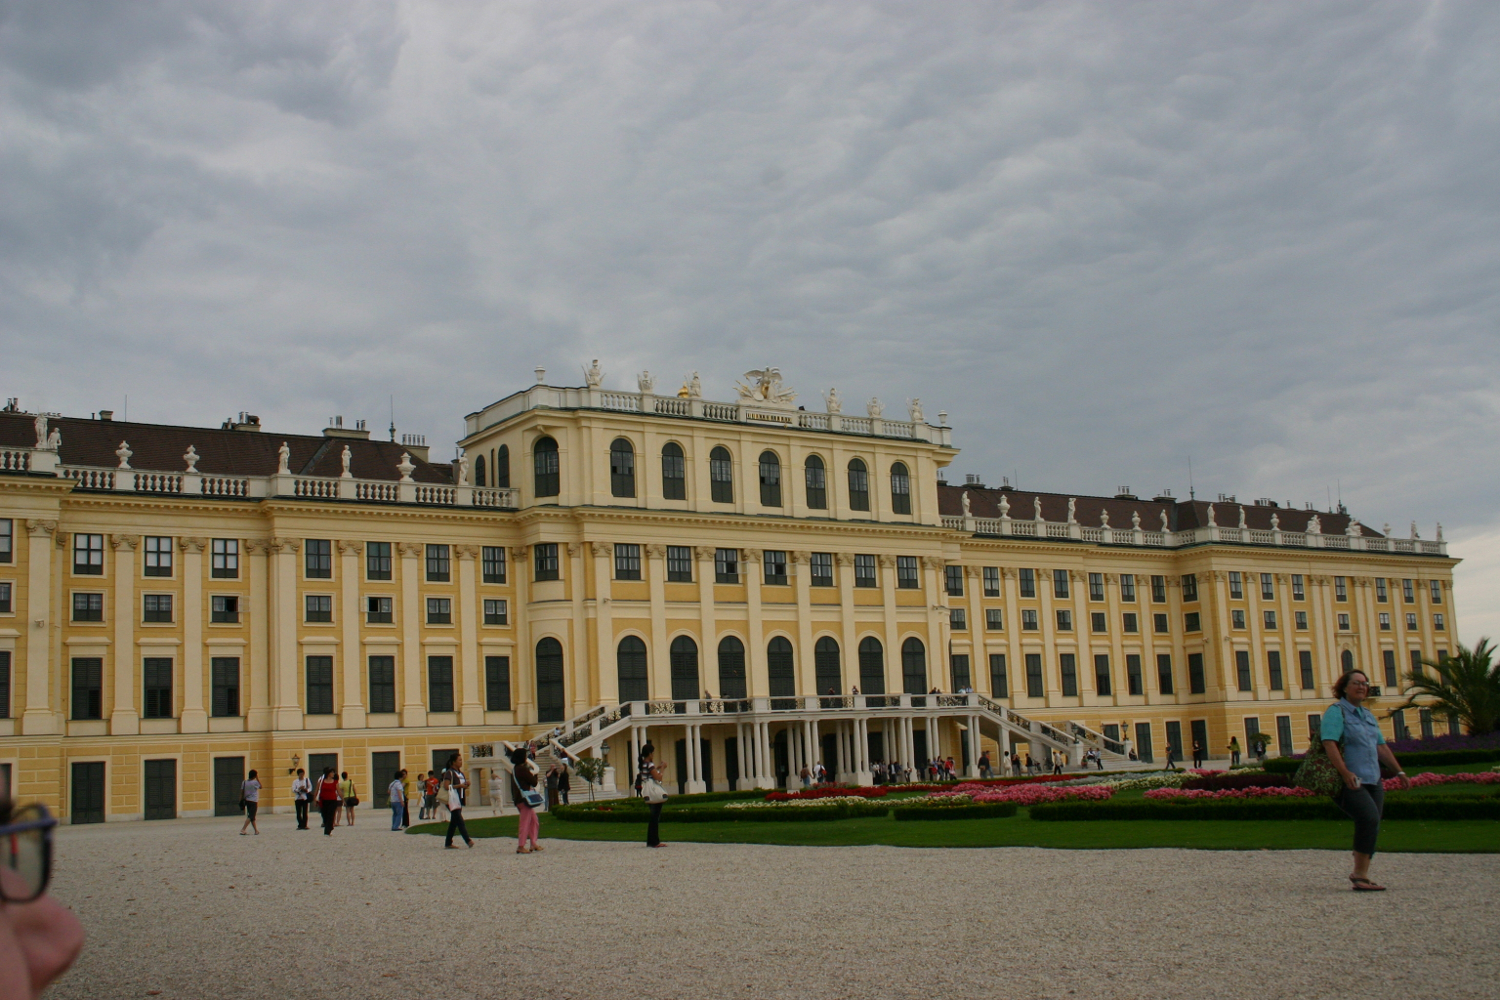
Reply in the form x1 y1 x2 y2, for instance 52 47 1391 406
0 784 86 998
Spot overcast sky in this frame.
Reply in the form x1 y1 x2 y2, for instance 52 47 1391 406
3 1 1497 636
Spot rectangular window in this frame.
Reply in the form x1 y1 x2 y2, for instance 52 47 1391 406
1153 613 1169 634
614 543 642 581
1056 609 1073 632
73 533 104 575
986 608 1003 631
1093 654 1112 696
304 539 331 579
763 551 788 586
1402 578 1414 602
1151 575 1166 602
1410 648 1423 680
1231 609 1246 629
427 656 454 712
1308 713 1322 743
950 608 967 630
143 536 172 577
481 546 507 584
366 542 392 581
1300 649 1315 690
896 556 920 589
1156 654 1174 695
988 653 1007 698
425 544 450 582
1019 568 1036 598
710 451 733 503
366 596 393 624
1184 611 1201 632
71 658 103 719
1244 717 1261 754
810 552 835 588
1268 651 1283 691
945 565 964 596
1292 574 1305 600
211 657 239 717
1229 572 1243 600
1382 649 1398 688
1088 573 1104 601
950 654 971 690
1276 715 1294 757
1052 570 1069 598
483 599 508 625
1406 612 1417 630
663 449 687 500
1379 612 1391 631
211 595 239 623
142 658 173 719
1337 613 1350 631
1235 649 1252 692
305 656 334 714
0 581 10 614
1126 654 1144 696
1430 580 1442 604
1181 574 1198 601
1022 609 1038 631
983 567 1000 597
0 519 10 563
210 538 238 579
1296 610 1308 630
1375 578 1388 602
1118 573 1135 601
71 592 104 622
1059 653 1078 696
1263 610 1277 630
1261 573 1274 600
666 546 693 583
304 595 332 623
534 543 559 581
1091 611 1107 633
1334 576 1347 601
485 656 511 711
1025 653 1044 698
1122 612 1138 634
715 548 739 584
1433 613 1446 631
1391 709 1408 741
1188 653 1205 694
855 554 878 588
367 656 396 714
426 597 452 624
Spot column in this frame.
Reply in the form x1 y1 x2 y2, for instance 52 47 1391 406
689 722 705 794
880 555 900 695
180 536 209 733
744 549 766 696
512 547 531 717
568 543 588 712
758 721 773 788
591 542 615 704
695 547 717 704
245 540 272 731
21 520 57 734
398 541 425 726
456 545 483 725
646 544 668 704
110 534 140 735
837 554 857 689
792 551 815 695
923 556 947 687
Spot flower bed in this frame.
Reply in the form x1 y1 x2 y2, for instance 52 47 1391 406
729 795 881 809
1146 786 1318 801
1392 771 1500 790
765 786 889 801
1180 773 1297 792
1071 772 1193 793
911 783 1116 807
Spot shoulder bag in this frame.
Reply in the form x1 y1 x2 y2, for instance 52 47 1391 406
1293 704 1346 797
643 773 669 805
514 768 544 809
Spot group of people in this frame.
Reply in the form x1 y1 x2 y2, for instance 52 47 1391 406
285 767 362 834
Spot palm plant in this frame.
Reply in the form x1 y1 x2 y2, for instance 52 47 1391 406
1388 638 1500 736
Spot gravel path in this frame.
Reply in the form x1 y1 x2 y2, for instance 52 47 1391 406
48 815 1499 1000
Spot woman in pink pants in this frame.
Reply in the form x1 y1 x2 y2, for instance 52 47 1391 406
509 745 542 854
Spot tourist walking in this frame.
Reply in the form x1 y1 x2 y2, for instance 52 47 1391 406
509 745 542 854
640 742 668 849
442 754 469 811
442 776 475 849
338 771 358 827
291 768 312 830
316 767 341 835
1229 737 1241 767
1322 670 1409 891
1192 741 1205 769
1011 752 1021 777
489 768 506 816
1163 745 1178 772
388 771 406 831
239 769 261 835
421 771 439 820
400 769 412 827
978 751 992 779
545 762 562 810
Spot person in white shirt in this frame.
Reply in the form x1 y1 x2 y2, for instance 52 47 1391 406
387 771 406 832
488 769 506 816
290 769 313 830
239 770 261 835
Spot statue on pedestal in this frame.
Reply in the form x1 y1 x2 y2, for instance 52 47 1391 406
115 441 132 470
583 359 605 387
277 442 291 475
183 446 199 473
340 445 353 478
823 388 843 414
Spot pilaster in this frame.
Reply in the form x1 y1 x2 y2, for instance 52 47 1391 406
22 519 58 734
592 542 615 703
179 536 209 733
338 541 366 728
743 548 766 697
694 546 717 702
398 542 425 727
269 537 302 730
645 543 667 704
245 539 273 730
109 533 140 734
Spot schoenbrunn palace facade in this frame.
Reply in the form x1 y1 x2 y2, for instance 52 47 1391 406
0 366 1459 821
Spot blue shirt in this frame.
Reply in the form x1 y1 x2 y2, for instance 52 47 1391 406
1321 699 1386 786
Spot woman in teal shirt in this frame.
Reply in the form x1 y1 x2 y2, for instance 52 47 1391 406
1322 670 1410 891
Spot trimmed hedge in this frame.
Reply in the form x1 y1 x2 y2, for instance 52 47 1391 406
1031 796 1500 822
550 801 890 823
1263 748 1500 773
892 803 1018 821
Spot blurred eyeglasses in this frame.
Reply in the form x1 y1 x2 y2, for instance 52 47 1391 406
0 804 56 903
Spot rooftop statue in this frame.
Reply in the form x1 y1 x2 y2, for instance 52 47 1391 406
689 372 702 398
1206 503 1217 527
908 398 923 423
1160 509 1169 531
44 427 60 451
737 367 796 408
340 445 353 478
115 441 132 470
583 359 604 387
998 494 1010 518
1238 506 1247 529
183 446 199 473
637 370 656 394
823 387 843 414
866 396 883 419
960 491 971 517
1034 496 1043 521
1067 497 1076 523
1307 513 1322 534
33 414 47 449
457 451 469 487
277 442 291 475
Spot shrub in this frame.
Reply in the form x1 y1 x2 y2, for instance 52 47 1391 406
892 803 1018 821
1263 749 1500 773
1387 731 1500 754
552 800 889 823
1030 797 1500 821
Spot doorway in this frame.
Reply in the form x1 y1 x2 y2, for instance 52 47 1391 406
70 762 105 824
372 752 401 808
143 759 177 820
213 757 245 817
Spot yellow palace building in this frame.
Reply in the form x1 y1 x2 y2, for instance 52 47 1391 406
0 366 1459 821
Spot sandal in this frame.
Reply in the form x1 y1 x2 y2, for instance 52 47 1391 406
1349 876 1386 892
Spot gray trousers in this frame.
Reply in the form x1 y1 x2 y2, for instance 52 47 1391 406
1335 783 1386 856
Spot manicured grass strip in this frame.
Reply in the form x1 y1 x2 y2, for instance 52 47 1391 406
1032 798 1500 821
408 813 1500 852
892 803 1017 821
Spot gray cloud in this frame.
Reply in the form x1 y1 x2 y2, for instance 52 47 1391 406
2 0 1498 629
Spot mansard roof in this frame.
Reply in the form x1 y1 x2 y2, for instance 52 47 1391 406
0 412 453 484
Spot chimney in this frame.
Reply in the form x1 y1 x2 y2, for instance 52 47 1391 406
98 410 114 421
400 433 430 463
323 415 371 440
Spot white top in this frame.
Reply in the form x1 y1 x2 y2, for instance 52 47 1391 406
291 776 313 801
241 778 261 803
388 778 405 803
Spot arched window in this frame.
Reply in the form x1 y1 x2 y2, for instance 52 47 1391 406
717 636 747 700
767 636 795 699
535 637 565 722
847 458 870 511
901 637 927 694
709 446 734 503
890 462 911 515
759 451 782 507
533 437 559 498
814 637 841 696
495 444 511 488
804 455 826 509
858 637 886 695
617 636 648 703
670 636 699 701
610 438 636 498
1341 649 1354 673
661 442 686 500
474 455 486 488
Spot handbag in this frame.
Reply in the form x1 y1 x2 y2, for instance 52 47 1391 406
1293 705 1346 797
513 768 545 808
350 797 360 807
643 777 669 805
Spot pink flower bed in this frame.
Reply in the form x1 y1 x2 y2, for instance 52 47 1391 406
935 783 1115 806
1387 772 1500 790
1146 786 1317 800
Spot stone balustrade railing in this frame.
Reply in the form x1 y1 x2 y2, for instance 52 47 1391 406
940 514 1447 556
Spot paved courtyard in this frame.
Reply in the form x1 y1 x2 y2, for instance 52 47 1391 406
48 814 1499 1000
